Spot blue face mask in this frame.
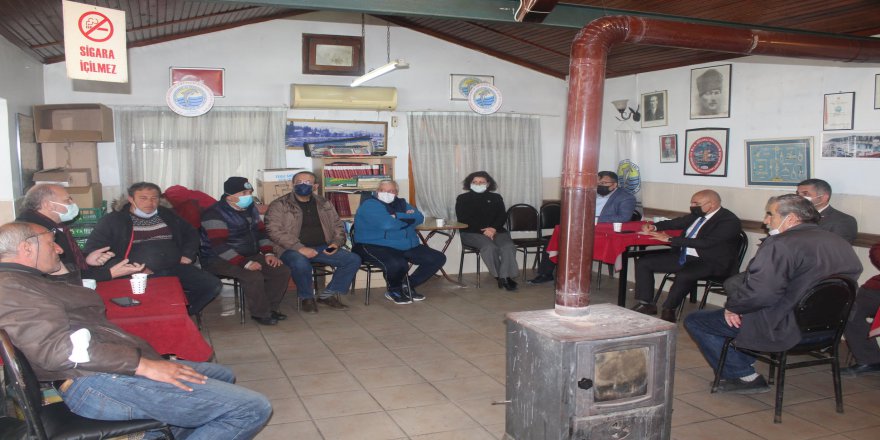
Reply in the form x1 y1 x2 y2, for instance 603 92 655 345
294 183 313 196
234 195 253 209
133 206 158 219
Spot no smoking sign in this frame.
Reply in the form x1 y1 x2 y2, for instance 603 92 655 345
63 0 127 83
78 11 113 42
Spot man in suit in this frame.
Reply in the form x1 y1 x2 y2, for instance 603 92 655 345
645 94 664 121
684 195 861 393
796 178 857 243
596 171 637 223
631 189 741 322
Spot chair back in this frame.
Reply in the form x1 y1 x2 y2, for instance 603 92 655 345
794 276 857 347
539 202 561 230
0 329 49 440
630 210 643 221
506 204 539 237
733 230 749 272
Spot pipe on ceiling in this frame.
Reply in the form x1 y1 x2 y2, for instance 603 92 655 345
556 15 880 316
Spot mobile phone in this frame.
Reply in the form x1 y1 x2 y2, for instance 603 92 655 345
324 246 338 255
110 297 141 307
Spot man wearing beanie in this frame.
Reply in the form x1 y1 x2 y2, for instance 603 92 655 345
695 68 725 116
200 177 291 325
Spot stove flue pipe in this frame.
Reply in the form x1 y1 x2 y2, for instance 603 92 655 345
557 16 880 315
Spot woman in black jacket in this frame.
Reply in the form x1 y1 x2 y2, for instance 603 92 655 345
455 171 518 291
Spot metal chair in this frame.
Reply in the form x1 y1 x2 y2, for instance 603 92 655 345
506 203 543 278
457 241 482 288
711 276 857 423
219 276 245 324
538 202 561 243
349 224 411 305
0 329 174 440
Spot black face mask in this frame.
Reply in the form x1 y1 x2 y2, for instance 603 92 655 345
689 206 704 217
597 185 612 196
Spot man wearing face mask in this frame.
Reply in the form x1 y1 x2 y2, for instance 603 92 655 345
352 180 446 304
265 171 360 313
199 177 291 325
595 171 637 223
85 182 222 315
684 195 861 394
17 184 144 282
632 189 742 322
796 178 857 244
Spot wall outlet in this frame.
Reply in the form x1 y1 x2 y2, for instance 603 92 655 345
391 116 399 127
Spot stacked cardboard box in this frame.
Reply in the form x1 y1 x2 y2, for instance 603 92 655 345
257 168 304 205
31 104 113 208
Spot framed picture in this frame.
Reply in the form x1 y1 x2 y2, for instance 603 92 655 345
285 119 387 155
875 75 880 109
745 137 812 186
659 134 678 163
642 91 668 128
684 128 729 177
302 34 364 76
690 64 731 119
824 92 855 131
820 132 880 158
170 67 224 97
450 74 494 100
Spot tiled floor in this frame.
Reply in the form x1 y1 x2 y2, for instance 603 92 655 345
198 272 880 440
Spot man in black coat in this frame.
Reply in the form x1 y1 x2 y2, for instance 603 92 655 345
796 178 858 243
684 194 862 393
632 189 741 322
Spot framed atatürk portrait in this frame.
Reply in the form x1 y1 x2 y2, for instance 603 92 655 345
823 92 854 131
684 128 729 177
642 90 667 128
690 64 731 119
302 34 364 76
659 134 677 163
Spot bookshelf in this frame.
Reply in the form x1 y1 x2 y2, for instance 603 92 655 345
313 156 396 219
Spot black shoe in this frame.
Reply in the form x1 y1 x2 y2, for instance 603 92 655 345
528 274 555 284
271 311 288 321
505 278 518 291
718 375 771 394
841 363 880 377
301 298 318 314
631 303 657 315
317 295 350 311
251 316 278 326
403 284 425 301
497 277 507 289
660 308 677 323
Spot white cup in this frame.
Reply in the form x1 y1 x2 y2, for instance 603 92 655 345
130 273 148 294
613 222 623 232
81 279 97 289
436 218 445 227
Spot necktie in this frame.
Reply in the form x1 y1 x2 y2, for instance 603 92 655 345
679 216 706 265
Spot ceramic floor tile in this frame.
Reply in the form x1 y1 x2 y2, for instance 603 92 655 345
301 389 383 419
270 340 333 360
324 335 386 355
370 382 449 410
746 382 826 407
842 426 880 439
351 365 426 389
213 342 275 364
265 397 311 425
289 371 363 396
388 402 480 437
673 369 711 395
726 410 834 439
468 354 506 382
676 389 771 418
230 360 285 382
409 358 484 382
238 377 296 400
786 399 880 432
314 411 406 440
840 389 880 417
254 421 322 440
410 427 497 439
455 397 505 426
279 354 346 377
433 374 506 402
392 342 461 366
671 419 764 440
670 398 715 427
337 348 406 370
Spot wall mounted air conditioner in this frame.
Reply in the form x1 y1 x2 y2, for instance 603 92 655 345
291 84 398 110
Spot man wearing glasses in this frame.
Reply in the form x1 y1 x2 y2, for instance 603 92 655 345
265 171 360 313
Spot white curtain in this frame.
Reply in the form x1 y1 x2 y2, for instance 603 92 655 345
114 106 286 197
614 128 643 210
408 112 542 220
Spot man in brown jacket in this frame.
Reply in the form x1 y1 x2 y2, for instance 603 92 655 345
265 171 360 313
0 222 271 438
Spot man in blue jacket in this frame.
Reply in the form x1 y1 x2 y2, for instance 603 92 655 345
596 171 637 223
352 180 446 304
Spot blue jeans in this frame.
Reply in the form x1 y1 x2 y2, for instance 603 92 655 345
683 309 757 379
61 361 271 440
151 264 222 315
280 245 361 299
353 243 447 291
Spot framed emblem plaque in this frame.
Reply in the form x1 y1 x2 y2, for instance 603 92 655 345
684 128 729 177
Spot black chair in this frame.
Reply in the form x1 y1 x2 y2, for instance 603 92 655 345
457 241 482 288
349 225 410 305
506 204 543 278
218 276 245 324
0 329 174 440
0 417 27 440
297 263 340 310
711 276 857 423
538 202 561 243
652 230 748 321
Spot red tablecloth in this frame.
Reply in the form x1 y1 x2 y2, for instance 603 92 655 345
870 308 880 339
96 277 213 361
593 221 677 266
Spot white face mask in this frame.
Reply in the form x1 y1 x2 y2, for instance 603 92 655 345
470 184 488 193
802 196 813 203
133 206 158 219
51 201 80 222
376 192 396 204
768 214 790 236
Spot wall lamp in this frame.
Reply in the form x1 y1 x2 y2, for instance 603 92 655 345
611 99 641 122
350 59 409 87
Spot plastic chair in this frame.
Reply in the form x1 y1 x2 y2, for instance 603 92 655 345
506 204 543 278
711 276 857 423
0 329 174 440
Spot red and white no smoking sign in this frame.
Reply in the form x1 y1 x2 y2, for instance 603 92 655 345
63 1 128 83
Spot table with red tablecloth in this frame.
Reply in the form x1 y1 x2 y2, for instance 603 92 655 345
96 276 213 361
871 308 880 339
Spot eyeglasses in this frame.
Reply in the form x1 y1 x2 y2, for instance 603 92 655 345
25 228 58 241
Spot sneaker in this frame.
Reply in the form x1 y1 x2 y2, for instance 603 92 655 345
300 298 318 314
384 291 413 305
717 375 771 394
403 285 425 301
317 295 349 311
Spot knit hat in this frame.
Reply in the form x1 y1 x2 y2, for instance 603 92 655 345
696 68 723 94
224 177 253 195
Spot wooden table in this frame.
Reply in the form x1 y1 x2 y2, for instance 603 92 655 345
96 276 213 361
416 218 468 286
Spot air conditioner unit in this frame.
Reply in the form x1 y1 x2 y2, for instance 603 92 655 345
291 84 398 110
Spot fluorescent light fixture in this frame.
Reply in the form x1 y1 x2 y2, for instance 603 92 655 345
350 59 409 87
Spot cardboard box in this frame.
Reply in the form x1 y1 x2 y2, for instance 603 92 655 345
67 183 103 208
257 179 293 205
33 168 93 187
33 104 114 143
258 168 305 182
41 142 100 182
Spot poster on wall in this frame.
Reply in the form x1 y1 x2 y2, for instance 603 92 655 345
684 128 729 177
820 132 880 158
285 119 387 155
745 137 812 186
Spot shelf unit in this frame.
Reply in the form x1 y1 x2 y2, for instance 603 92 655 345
312 156 395 219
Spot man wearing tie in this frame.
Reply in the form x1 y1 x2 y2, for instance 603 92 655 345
631 190 742 322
